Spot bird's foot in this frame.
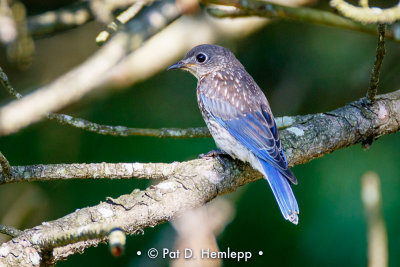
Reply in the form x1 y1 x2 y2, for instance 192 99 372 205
199 149 227 158
199 149 230 172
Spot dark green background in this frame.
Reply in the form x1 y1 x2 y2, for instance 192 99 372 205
1 10 399 267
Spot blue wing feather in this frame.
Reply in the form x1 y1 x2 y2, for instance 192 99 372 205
200 94 296 184
200 94 299 223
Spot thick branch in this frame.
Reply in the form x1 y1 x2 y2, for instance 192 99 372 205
1 162 171 185
0 90 399 265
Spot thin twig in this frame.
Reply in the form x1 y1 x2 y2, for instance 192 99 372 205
48 113 211 138
203 0 398 41
96 0 149 45
0 66 22 99
0 151 11 178
367 24 386 102
0 224 23 238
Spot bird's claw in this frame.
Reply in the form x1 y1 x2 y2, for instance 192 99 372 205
199 149 227 158
199 149 230 171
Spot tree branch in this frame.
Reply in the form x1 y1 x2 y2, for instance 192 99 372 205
0 89 399 266
47 113 308 138
330 0 400 24
1 162 170 185
0 65 22 99
0 224 23 238
48 113 212 138
203 0 398 41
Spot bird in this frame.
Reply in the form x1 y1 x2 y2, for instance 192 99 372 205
168 44 299 224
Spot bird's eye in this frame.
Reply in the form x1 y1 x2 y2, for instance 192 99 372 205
196 53 207 63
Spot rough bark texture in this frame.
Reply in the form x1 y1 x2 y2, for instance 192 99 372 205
0 90 399 266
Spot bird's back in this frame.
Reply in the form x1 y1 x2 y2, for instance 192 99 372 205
197 66 266 118
197 66 295 182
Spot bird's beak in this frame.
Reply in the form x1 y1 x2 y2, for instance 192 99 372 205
167 60 185 71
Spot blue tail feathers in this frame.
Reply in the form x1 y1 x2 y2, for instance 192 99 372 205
260 160 299 224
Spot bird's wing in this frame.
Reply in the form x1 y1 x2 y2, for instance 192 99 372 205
199 83 297 184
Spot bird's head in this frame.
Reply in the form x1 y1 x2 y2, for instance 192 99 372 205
167 44 238 79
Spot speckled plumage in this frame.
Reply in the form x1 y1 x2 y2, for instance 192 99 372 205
168 44 299 224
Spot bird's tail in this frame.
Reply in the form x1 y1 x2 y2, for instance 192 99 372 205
260 160 299 224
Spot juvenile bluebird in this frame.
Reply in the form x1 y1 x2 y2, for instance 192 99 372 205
168 44 299 224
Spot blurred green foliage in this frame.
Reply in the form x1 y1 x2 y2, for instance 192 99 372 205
1 15 399 267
